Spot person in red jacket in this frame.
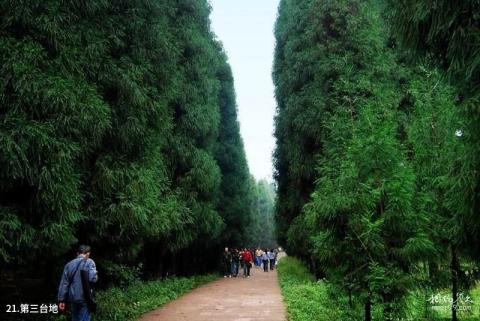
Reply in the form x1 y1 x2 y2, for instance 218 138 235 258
241 247 253 278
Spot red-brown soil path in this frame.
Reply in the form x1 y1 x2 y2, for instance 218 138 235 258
138 263 286 321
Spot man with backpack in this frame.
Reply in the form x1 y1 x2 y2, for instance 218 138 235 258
57 245 98 321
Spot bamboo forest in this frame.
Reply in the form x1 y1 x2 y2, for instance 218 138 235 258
0 1 479 321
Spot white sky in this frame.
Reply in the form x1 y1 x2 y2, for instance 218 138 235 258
209 0 280 181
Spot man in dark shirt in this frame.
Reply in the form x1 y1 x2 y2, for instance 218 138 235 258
222 247 232 278
231 248 240 277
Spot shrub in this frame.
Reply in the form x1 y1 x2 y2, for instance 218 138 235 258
52 274 217 321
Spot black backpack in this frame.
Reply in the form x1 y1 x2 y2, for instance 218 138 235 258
80 267 97 313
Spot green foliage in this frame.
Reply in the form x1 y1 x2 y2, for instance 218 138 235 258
278 257 335 321
278 256 480 321
387 0 480 94
388 0 480 318
215 56 253 246
93 275 217 321
52 274 217 321
387 0 480 263
273 0 324 251
274 0 477 320
278 256 364 321
245 179 277 248
101 261 143 288
0 0 254 290
299 2 434 315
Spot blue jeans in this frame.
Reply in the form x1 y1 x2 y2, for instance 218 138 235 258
71 302 90 321
231 262 239 276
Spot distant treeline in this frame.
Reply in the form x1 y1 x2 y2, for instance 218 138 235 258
273 0 480 320
0 0 272 301
247 179 277 249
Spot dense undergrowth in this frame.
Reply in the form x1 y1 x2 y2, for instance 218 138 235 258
277 257 479 321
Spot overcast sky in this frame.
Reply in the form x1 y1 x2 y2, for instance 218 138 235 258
209 0 280 182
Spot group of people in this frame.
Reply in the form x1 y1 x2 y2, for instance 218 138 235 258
56 244 280 321
222 247 279 278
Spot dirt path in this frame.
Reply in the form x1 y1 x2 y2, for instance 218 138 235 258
138 262 286 321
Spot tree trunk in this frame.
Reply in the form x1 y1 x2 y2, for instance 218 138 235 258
158 247 168 278
365 295 372 321
451 246 459 321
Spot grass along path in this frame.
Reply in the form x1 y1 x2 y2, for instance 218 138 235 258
277 257 480 321
277 257 351 321
52 274 217 321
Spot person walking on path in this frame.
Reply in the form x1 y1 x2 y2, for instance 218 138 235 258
231 248 240 277
137 252 287 321
255 248 262 267
268 249 276 270
273 248 279 268
222 247 232 278
241 248 253 277
262 249 269 272
57 245 98 321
